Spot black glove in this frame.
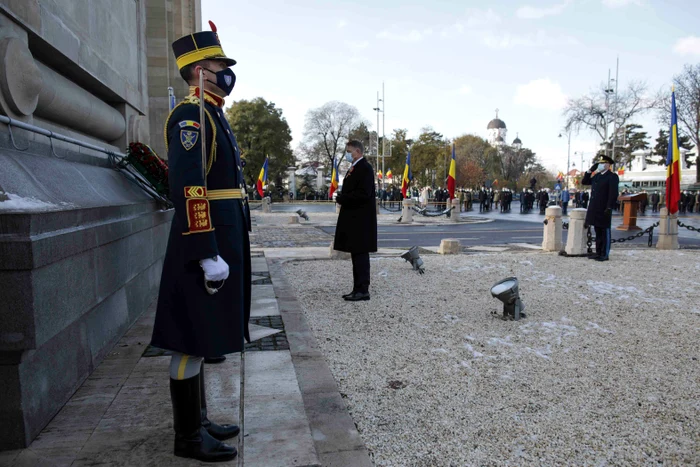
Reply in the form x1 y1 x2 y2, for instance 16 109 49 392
589 163 599 173
604 208 612 217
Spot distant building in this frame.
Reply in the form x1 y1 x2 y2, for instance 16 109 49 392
618 147 698 191
486 109 523 150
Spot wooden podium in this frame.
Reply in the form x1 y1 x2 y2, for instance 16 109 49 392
616 193 646 231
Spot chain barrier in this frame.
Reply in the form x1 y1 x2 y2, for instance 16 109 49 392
609 221 659 246
380 202 403 212
586 226 593 254
412 206 455 217
562 222 569 230
677 220 700 232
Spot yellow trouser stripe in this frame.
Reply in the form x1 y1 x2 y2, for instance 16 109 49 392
177 355 189 380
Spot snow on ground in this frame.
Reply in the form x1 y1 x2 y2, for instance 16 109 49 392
282 250 700 466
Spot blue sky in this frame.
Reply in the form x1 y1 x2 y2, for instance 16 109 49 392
203 0 700 172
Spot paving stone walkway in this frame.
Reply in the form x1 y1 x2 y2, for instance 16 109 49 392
1 250 371 467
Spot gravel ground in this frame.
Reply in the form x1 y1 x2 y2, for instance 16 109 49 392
282 250 700 466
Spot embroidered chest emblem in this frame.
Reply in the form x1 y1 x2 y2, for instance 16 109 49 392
180 130 199 151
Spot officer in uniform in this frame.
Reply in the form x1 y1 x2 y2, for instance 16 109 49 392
150 22 251 462
582 154 619 261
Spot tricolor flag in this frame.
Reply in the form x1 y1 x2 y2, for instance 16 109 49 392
377 169 383 180
665 88 681 215
256 156 268 198
329 157 339 200
386 168 392 179
401 151 412 198
447 142 456 199
617 168 625 175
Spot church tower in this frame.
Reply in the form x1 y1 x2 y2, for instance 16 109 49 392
487 109 507 146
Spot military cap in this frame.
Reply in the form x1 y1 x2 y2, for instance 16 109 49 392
172 21 236 70
594 154 615 165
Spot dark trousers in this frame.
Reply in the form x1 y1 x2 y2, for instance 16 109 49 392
594 225 611 259
562 201 568 215
351 252 370 294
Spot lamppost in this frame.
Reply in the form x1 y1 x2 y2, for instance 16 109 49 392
373 90 384 191
559 131 571 189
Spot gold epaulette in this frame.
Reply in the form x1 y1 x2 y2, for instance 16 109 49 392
163 97 217 175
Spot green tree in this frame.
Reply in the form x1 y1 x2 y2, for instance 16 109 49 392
410 128 447 187
651 129 693 167
225 97 294 188
452 134 498 186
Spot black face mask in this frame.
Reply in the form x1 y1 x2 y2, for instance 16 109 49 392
204 67 236 96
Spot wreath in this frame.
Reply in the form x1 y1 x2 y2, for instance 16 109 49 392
126 142 169 197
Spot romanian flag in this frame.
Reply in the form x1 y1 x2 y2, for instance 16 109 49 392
447 142 456 199
386 168 392 179
256 156 268 198
377 169 383 180
401 151 412 198
329 157 339 200
665 89 681 215
617 168 625 175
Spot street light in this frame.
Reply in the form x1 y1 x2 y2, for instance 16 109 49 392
559 131 571 190
373 93 383 191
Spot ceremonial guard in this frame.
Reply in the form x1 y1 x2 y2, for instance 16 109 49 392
582 154 619 261
150 22 251 462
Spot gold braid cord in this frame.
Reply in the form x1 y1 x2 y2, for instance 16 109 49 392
163 98 217 175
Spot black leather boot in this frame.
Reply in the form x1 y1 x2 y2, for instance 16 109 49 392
200 363 240 441
170 375 237 462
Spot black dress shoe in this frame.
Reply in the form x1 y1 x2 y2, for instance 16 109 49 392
342 291 356 299
587 255 601 260
595 256 609 261
204 356 226 364
344 291 370 301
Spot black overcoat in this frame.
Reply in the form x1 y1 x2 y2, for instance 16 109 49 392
151 90 251 357
334 158 378 253
582 170 619 227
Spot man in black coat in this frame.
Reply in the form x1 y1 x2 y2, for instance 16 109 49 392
582 154 619 261
149 25 249 463
334 140 378 301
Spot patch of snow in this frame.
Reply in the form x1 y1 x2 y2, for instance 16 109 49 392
0 193 72 212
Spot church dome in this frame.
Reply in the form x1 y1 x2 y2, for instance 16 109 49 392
495 136 504 142
513 136 522 145
487 118 506 130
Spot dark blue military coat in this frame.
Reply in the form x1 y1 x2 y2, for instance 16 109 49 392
334 158 377 253
151 88 251 357
582 169 619 228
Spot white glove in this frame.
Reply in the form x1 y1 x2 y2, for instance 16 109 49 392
199 255 229 282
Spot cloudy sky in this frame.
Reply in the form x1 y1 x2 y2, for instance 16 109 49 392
202 0 700 172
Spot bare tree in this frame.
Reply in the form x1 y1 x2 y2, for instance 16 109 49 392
302 101 366 169
656 64 700 158
563 81 656 152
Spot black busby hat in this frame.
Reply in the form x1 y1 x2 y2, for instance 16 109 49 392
172 21 236 70
594 154 615 165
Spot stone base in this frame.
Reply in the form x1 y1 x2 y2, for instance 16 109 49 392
656 209 679 250
329 242 351 260
438 239 460 255
288 215 299 224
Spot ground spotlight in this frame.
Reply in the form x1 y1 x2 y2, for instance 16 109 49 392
401 246 425 274
296 209 309 221
490 277 525 320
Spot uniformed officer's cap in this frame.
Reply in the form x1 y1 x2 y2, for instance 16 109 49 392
595 154 615 165
172 21 236 70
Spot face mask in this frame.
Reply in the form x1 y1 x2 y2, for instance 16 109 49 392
344 151 353 163
597 163 606 172
204 67 236 96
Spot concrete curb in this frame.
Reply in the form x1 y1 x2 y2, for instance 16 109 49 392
267 258 373 467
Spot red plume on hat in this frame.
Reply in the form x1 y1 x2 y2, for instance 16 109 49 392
208 20 217 33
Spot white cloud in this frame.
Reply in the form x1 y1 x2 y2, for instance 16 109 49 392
514 78 567 111
441 9 500 38
377 29 433 43
458 85 472 95
481 30 578 49
345 40 369 50
516 1 571 19
601 0 642 8
337 20 347 29
673 36 700 56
